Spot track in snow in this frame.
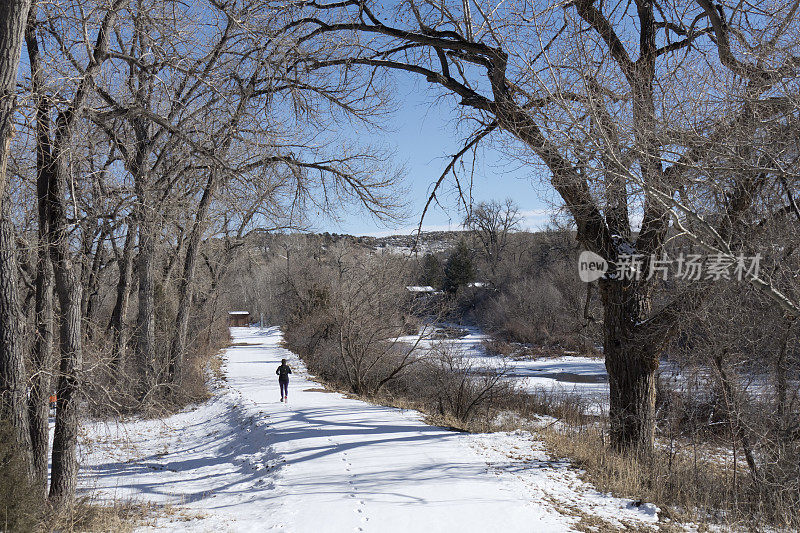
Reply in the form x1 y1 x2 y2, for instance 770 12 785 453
79 327 662 532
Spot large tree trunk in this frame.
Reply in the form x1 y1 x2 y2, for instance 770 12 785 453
0 0 34 487
134 182 157 402
48 281 82 509
600 279 661 452
0 199 34 479
48 268 82 509
169 173 217 385
131 110 157 402
28 243 53 494
0 9 34 445
29 214 54 496
46 147 84 510
25 1 54 494
109 219 136 377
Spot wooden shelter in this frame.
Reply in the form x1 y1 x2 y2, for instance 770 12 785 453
228 311 251 327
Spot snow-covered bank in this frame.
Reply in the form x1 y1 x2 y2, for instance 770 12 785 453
400 327 611 413
78 327 666 532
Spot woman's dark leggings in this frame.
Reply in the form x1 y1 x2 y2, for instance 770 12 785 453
279 379 289 399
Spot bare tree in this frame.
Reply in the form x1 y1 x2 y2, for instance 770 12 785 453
464 198 521 280
0 199 34 480
24 0 129 508
289 0 800 452
428 342 510 423
0 0 34 489
328 251 426 395
281 243 430 395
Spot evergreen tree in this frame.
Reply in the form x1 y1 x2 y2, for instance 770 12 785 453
418 253 444 289
443 241 475 293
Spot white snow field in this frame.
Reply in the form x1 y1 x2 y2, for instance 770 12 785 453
78 327 665 532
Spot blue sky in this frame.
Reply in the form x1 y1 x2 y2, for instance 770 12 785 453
322 76 557 237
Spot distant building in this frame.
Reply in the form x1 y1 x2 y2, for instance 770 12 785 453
228 311 250 327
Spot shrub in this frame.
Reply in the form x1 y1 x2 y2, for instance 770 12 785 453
416 343 513 424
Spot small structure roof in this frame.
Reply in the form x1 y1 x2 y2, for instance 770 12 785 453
406 286 436 293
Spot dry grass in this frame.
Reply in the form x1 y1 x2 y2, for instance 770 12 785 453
202 343 228 384
544 496 662 532
536 424 800 531
152 330 230 415
496 388 596 428
40 498 212 532
40 499 159 532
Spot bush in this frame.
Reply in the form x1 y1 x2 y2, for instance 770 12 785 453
421 344 514 424
282 247 423 395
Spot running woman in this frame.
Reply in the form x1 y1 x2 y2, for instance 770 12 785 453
276 359 292 402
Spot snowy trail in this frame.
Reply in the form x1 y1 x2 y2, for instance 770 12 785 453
79 328 662 532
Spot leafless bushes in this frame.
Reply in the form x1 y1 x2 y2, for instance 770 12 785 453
659 280 800 527
469 229 602 353
282 245 425 396
59 241 234 419
40 498 158 533
280 242 515 427
421 344 513 425
479 277 565 345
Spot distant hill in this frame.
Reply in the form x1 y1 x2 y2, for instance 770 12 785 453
271 230 470 255
367 230 467 255
244 227 570 259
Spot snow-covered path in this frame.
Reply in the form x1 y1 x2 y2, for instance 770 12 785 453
79 328 662 532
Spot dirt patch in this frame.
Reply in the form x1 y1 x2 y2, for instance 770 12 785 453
303 387 336 393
